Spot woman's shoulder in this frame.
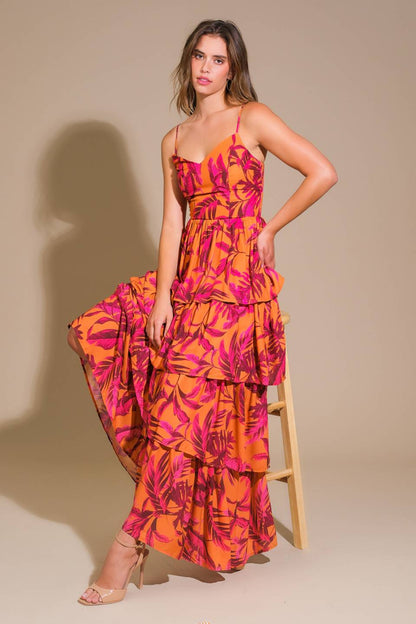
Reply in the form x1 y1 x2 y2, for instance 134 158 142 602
162 124 178 142
162 116 192 139
161 124 180 157
241 101 285 138
161 117 195 156
242 100 276 120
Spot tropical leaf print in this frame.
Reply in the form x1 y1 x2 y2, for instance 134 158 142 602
67 119 286 571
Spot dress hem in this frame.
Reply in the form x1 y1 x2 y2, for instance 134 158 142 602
121 521 278 572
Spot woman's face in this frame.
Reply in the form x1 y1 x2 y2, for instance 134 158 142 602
190 35 232 97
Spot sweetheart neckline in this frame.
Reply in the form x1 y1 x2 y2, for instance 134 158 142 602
172 132 264 168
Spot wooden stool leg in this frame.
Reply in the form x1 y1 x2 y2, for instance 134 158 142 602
278 344 308 548
267 341 309 549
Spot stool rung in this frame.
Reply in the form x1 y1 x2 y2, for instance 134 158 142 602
267 400 286 414
264 315 308 549
266 468 293 481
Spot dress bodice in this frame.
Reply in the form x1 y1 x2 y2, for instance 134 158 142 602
171 132 264 220
168 105 284 307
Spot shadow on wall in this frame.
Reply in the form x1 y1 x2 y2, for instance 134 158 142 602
0 121 179 582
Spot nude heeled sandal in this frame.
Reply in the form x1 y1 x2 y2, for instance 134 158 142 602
78 532 149 606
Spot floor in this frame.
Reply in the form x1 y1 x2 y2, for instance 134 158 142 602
1 448 414 624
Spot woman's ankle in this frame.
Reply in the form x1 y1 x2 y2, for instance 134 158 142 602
118 528 146 548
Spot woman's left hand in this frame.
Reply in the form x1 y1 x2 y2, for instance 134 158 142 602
256 227 276 269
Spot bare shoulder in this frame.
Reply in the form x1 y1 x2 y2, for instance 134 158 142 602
243 101 337 180
243 100 272 115
242 101 299 151
243 101 285 128
161 125 178 156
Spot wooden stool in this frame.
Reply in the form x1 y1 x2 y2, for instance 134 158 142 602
266 311 308 549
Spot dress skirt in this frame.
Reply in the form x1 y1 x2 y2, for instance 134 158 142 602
68 268 286 571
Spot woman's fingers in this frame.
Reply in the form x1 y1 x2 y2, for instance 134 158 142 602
146 318 167 349
153 322 165 349
256 228 276 268
145 302 173 350
258 245 275 267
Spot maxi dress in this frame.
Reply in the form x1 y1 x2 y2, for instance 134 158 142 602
67 103 287 571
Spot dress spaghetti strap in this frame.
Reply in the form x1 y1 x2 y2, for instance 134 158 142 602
174 124 179 156
235 103 245 133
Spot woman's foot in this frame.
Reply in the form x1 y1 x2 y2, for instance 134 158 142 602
79 529 143 605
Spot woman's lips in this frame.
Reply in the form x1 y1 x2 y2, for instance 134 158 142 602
197 77 211 85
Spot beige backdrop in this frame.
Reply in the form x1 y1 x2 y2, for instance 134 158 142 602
1 1 414 623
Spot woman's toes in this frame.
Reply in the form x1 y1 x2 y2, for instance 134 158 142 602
80 588 98 603
91 590 102 604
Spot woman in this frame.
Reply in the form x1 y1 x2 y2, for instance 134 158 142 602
67 18 337 605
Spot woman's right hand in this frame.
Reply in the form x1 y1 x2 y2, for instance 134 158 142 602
145 291 174 350
256 225 276 270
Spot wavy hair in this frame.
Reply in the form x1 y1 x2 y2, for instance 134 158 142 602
170 19 258 116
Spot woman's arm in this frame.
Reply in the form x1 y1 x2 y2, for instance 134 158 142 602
245 102 338 268
155 130 187 299
145 129 187 349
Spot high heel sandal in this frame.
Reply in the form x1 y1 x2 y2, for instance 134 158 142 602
78 532 149 606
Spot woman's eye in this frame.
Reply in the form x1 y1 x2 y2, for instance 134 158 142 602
192 52 224 64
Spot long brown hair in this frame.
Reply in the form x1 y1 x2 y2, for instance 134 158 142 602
170 19 258 116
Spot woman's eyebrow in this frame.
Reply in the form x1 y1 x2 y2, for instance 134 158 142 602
193 47 227 60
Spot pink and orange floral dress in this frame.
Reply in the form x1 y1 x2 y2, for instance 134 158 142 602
67 103 286 571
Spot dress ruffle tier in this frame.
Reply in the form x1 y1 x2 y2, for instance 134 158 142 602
68 261 285 570
148 215 286 385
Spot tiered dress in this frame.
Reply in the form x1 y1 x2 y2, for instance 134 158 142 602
67 103 286 571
